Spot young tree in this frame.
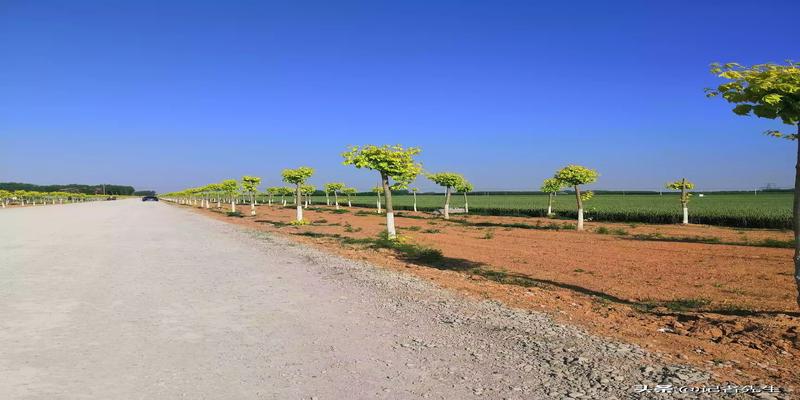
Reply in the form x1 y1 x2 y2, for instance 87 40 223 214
282 167 315 222
341 187 357 207
241 175 262 216
219 179 239 212
456 180 474 213
266 187 281 206
325 182 345 210
280 187 292 206
665 178 694 224
540 178 563 217
342 145 422 239
301 184 316 208
706 61 800 306
409 188 419 212
427 172 465 220
371 186 384 213
553 165 598 231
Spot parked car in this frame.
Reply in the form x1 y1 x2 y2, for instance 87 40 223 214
142 196 159 202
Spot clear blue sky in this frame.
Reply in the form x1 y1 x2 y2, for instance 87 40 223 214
0 0 797 193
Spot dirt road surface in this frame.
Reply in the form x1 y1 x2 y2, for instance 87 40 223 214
0 200 731 399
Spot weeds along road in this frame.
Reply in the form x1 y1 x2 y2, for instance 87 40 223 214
0 200 716 399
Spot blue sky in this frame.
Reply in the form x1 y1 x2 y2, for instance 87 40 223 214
0 0 797 193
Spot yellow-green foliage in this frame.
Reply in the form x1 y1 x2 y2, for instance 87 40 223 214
281 167 314 185
706 61 800 137
342 145 422 189
554 165 599 186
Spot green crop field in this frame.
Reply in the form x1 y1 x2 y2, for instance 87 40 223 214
308 192 792 229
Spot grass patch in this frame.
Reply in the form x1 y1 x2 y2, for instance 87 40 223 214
629 233 791 248
226 211 243 217
312 219 328 224
423 228 441 234
482 230 495 239
755 238 793 248
343 223 363 233
255 219 291 227
290 219 310 226
664 298 711 311
404 226 422 231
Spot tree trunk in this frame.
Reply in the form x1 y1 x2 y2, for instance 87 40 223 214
382 173 396 239
230 199 236 213
295 184 303 221
250 193 256 216
463 193 469 213
574 185 584 231
547 193 554 216
347 196 352 207
413 192 417 212
376 193 382 213
681 178 689 225
334 192 339 210
794 123 800 308
444 187 451 219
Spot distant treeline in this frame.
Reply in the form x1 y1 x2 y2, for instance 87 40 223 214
133 190 156 196
0 182 136 195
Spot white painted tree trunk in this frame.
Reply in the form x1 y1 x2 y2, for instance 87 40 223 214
376 196 382 213
325 193 330 206
296 204 303 221
413 193 417 212
334 193 339 210
231 201 236 213
547 205 552 216
577 208 584 231
444 187 451 220
251 202 256 216
386 212 396 238
682 207 689 224
463 193 469 213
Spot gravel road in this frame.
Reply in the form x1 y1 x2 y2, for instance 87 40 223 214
0 200 747 399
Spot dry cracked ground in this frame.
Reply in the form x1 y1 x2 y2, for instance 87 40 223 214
0 200 784 399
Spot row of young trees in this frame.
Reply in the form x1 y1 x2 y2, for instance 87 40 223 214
162 147 699 237
0 190 104 207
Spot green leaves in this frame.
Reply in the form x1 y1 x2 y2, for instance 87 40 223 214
342 145 422 188
220 179 239 195
666 179 694 204
324 182 345 193
553 165 599 186
427 172 465 189
281 167 315 185
300 184 316 195
665 179 695 191
707 61 800 129
455 180 474 193
540 178 563 194
240 175 262 194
